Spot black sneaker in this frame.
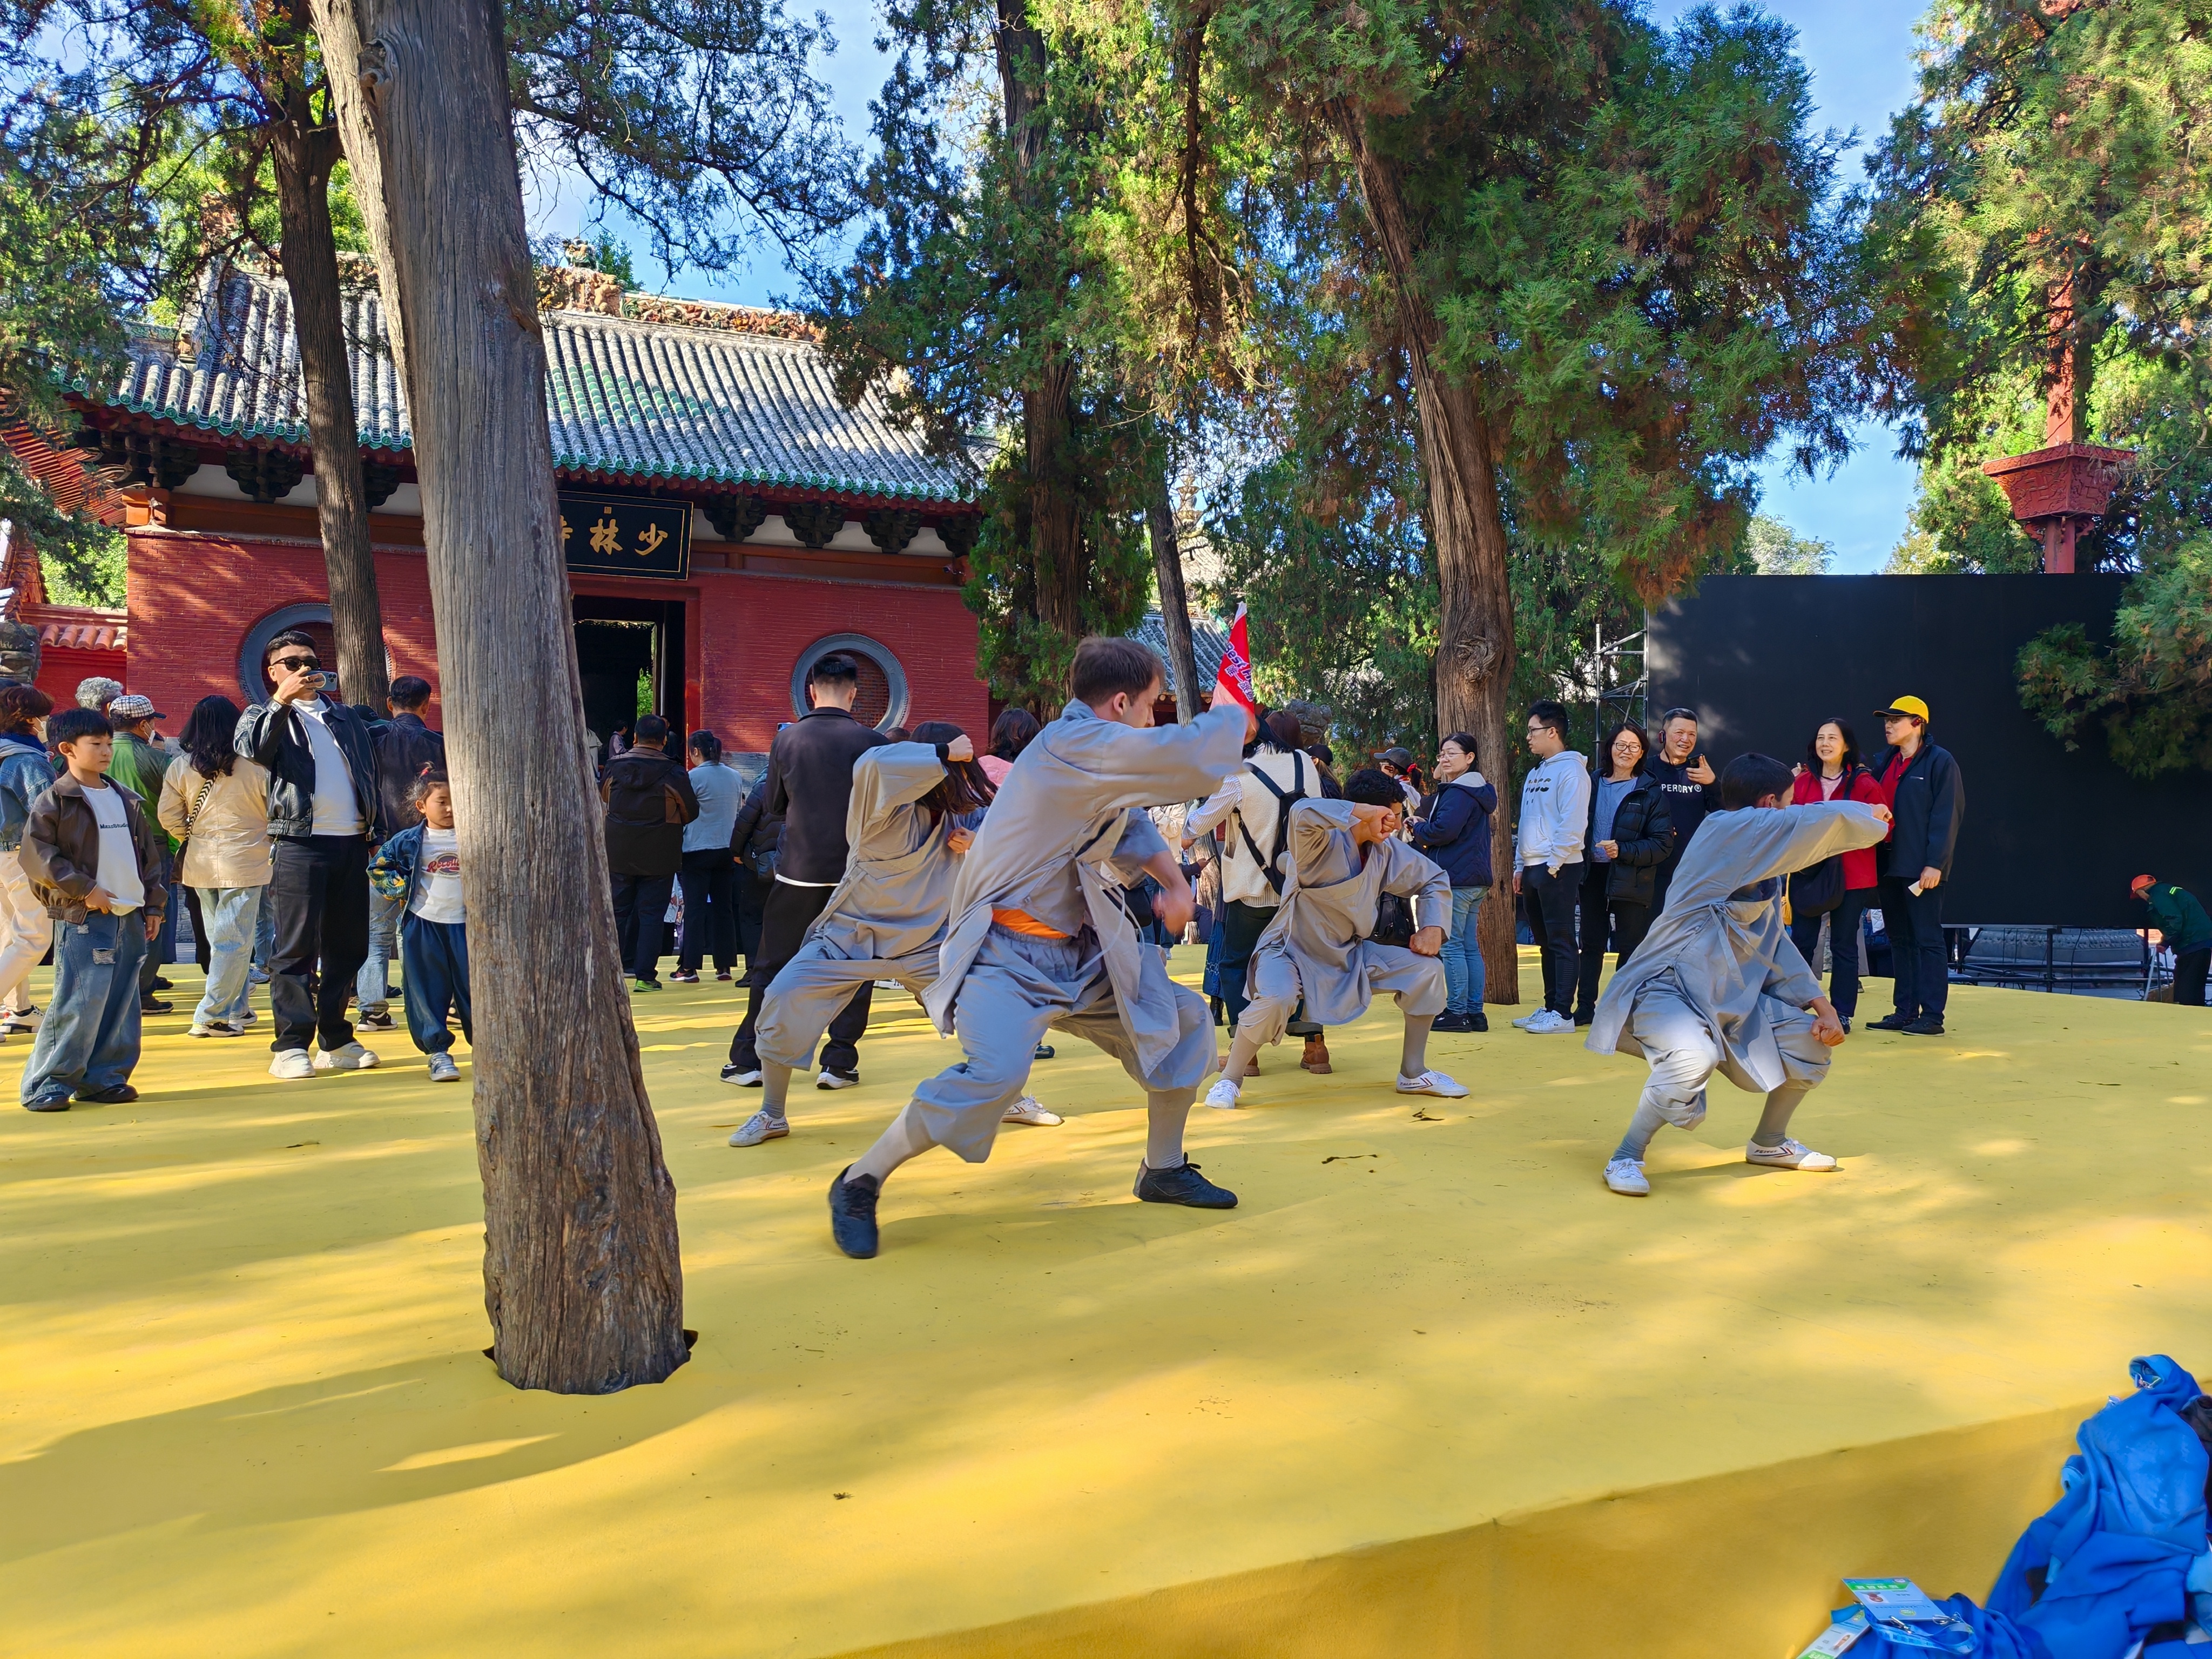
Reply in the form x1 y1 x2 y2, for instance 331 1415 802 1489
1469 1011 1489 1032
1033 1042 1056 1061
1867 1013 1916 1031
828 1166 882 1258
720 1063 763 1086
357 1010 397 1031
1133 1160 1238 1209
138 996 172 1015
1431 1011 1471 1034
1900 1016 1946 1036
75 1084 138 1104
152 976 173 991
670 970 700 984
23 1095 71 1112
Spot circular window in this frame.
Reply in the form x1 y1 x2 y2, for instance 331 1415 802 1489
239 604 396 705
788 633 910 730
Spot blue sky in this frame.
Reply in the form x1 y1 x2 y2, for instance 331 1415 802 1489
529 0 1932 572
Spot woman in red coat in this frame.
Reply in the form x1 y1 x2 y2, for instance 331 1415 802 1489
1788 718 1887 1030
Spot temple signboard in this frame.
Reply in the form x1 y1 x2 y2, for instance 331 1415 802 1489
559 492 691 579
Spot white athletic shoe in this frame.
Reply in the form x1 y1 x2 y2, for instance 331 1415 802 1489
0 1005 41 1034
313 1041 381 1073
1002 1095 1063 1125
427 1053 461 1083
1525 1009 1575 1034
188 1021 243 1038
1509 1010 1542 1028
1204 1077 1242 1110
727 1110 790 1147
1745 1137 1838 1171
268 1049 315 1081
1604 1158 1650 1196
721 1065 763 1087
1395 1068 1469 1098
816 1069 860 1090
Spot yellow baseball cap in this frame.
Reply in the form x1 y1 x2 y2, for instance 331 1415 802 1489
1874 694 1931 724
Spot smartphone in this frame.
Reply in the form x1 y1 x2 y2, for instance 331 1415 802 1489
302 670 329 691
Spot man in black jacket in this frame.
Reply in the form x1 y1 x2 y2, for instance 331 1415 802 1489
235 629 385 1079
357 675 446 1030
724 652 887 1086
1643 707 1718 916
601 714 700 992
725 767 783 969
1865 695 1964 1037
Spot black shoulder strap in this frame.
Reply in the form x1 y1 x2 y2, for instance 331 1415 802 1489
1233 752 1308 896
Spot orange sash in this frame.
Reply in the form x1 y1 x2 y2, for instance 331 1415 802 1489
990 907 1071 940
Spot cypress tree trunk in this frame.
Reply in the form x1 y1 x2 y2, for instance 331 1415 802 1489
1146 457 1201 723
269 112 391 711
335 0 687 1391
1336 112 1521 1005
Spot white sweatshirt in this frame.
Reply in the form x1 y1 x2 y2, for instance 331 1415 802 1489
1515 749 1591 873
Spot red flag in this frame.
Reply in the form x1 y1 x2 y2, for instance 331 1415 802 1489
1212 602 1255 713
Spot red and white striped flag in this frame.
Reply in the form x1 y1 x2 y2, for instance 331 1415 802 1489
1212 603 1255 713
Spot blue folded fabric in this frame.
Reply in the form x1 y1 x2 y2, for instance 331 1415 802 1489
1836 1594 2049 1658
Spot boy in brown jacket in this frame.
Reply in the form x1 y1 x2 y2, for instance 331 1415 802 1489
18 709 166 1111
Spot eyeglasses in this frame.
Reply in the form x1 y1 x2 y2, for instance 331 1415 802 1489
272 656 321 674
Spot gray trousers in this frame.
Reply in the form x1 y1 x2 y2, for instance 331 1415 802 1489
1626 979 1831 1131
1236 941 1446 1049
911 926 1215 1163
757 938 934 1071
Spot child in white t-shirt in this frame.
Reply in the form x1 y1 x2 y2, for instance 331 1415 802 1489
369 768 470 1082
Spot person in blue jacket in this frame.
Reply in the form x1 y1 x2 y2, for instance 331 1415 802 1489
1864 696 1965 1037
1408 731 1497 1032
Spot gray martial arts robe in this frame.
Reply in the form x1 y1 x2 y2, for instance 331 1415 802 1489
907 697 1244 1159
1585 801 1890 1094
757 744 959 1069
1236 798 1451 1044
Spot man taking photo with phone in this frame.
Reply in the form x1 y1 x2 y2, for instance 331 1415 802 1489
235 629 384 1079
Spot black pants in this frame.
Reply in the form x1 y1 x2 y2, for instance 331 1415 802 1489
676 849 739 972
734 866 768 967
728 880 872 1075
1788 888 1872 1019
182 884 212 973
268 834 371 1053
1572 865 1647 1019
1879 876 1948 1020
1521 863 1580 1017
1217 898 1276 1029
2175 946 2210 1008
611 871 676 983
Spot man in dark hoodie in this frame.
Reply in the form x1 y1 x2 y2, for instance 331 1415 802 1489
723 652 887 1087
234 629 385 1078
1407 731 1497 1030
601 713 700 992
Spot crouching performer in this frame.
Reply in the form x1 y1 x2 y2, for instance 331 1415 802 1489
1587 753 1891 1196
1206 767 1466 1109
729 722 1062 1148
826 637 1246 1258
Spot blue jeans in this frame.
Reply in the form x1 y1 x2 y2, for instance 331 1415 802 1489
1444 886 1488 1014
252 885 275 976
193 885 263 1028
356 886 407 1012
400 915 471 1054
22 909 147 1105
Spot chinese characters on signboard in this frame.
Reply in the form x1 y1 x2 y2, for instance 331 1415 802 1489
558 493 691 579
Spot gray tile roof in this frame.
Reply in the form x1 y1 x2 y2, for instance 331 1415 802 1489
1129 609 1232 698
91 267 976 504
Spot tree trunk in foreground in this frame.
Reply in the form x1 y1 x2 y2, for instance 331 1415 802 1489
1147 456 1201 723
341 0 687 1391
271 114 391 711
1336 110 1521 1004
308 0 407 384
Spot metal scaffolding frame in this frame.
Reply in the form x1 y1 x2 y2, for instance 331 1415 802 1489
1588 616 1648 759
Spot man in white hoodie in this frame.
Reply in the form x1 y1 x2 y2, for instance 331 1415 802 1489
1510 700 1591 1034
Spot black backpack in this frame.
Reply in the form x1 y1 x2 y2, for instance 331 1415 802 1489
1233 752 1310 896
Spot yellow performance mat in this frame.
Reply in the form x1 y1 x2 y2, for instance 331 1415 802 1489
3 949 2208 1657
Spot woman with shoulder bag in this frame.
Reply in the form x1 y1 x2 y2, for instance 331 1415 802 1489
1786 717 1885 1031
1571 724 1674 1025
157 695 272 1037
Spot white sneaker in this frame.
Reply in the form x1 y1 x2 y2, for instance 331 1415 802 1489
268 1050 315 1081
427 1053 461 1083
1509 1010 1542 1029
1002 1095 1063 1125
1395 1068 1469 1098
1745 1137 1838 1171
721 1065 763 1087
1604 1158 1650 1196
1526 1009 1575 1034
727 1110 790 1147
0 1006 41 1033
1204 1077 1242 1110
815 1069 859 1090
188 1021 243 1038
313 1041 381 1073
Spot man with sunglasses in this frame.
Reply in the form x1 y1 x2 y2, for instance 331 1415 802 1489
235 629 385 1078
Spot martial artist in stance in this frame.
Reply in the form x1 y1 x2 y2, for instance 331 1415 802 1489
725 721 1063 1149
826 637 1245 1259
1205 767 1468 1108
1586 753 1891 1196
